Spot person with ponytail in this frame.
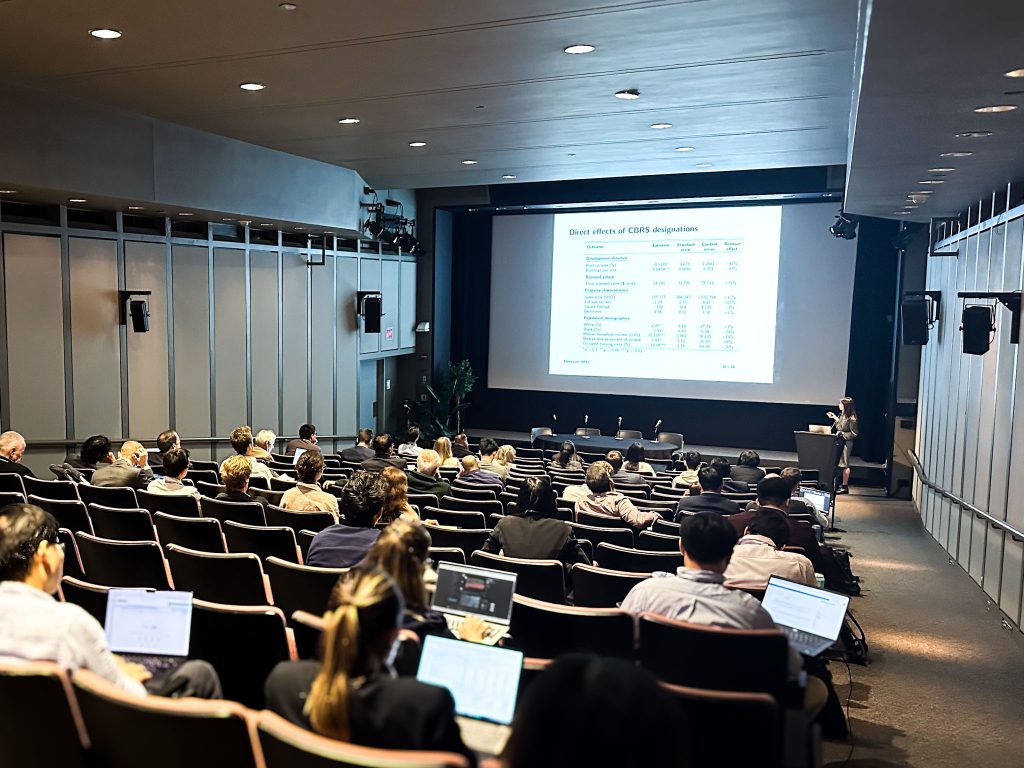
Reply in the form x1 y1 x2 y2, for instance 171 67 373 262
826 396 859 494
264 567 475 764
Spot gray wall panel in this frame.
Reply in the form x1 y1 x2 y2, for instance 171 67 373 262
336 257 360 436
171 246 211 439
311 256 335 428
359 257 381 354
250 249 280 433
125 241 170 440
400 261 417 350
281 252 309 432
213 248 247 436
380 260 400 352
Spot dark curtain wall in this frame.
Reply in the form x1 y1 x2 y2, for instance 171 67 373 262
442 167 898 460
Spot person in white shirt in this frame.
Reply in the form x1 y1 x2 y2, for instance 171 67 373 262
397 426 424 460
723 508 816 588
146 448 199 496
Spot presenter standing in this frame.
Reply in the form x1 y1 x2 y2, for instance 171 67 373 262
826 397 858 494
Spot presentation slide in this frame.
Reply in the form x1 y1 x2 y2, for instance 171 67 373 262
549 207 782 384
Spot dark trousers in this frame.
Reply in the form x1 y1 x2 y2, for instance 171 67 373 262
150 660 222 699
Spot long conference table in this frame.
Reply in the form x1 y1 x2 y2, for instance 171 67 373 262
534 433 678 460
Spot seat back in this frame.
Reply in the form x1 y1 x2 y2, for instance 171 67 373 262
574 427 600 436
265 504 335 534
77 484 138 510
652 518 681 536
87 504 155 542
223 520 301 563
28 495 92 534
637 530 681 552
166 544 270 605
437 495 502 516
264 556 347 619
616 429 643 439
72 669 260 768
199 496 266 526
189 599 292 708
656 431 684 448
0 490 26 506
60 576 144 626
290 610 326 660
422 525 491 560
449 485 497 502
576 510 634 530
153 511 226 552
570 563 651 608
24 476 80 500
195 481 227 498
58 527 86 579
469 550 565 604
0 662 88 767
187 469 221 486
595 543 683 573
421 507 486 529
136 490 202 518
638 614 788 699
257 710 469 768
74 532 172 589
0 473 26 496
567 522 634 549
427 547 466 566
508 595 634 658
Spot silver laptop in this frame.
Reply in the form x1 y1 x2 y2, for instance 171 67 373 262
416 635 523 756
761 576 850 656
430 561 517 645
800 487 831 515
104 589 193 689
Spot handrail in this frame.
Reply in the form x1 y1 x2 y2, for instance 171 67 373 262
909 450 1024 543
25 434 357 451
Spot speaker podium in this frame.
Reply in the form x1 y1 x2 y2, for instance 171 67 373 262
794 430 844 494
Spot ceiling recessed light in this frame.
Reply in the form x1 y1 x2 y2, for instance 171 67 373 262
408 141 427 147
564 44 596 55
127 205 145 211
674 146 695 152
695 163 714 168
0 189 17 194
650 122 672 129
1005 68 1024 78
928 167 956 173
221 218 235 222
974 104 1017 113
918 180 945 184
278 2 297 9
940 151 973 157
337 117 360 125
955 130 992 138
893 211 913 215
259 223 273 227
614 88 640 100
294 227 306 231
502 174 517 180
239 82 265 91
68 198 87 204
88 28 122 39
461 159 478 165
177 212 194 216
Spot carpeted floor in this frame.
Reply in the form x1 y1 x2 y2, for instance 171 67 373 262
821 490 1024 767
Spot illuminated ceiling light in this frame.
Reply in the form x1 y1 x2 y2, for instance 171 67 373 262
127 205 145 211
564 44 596 54
955 130 992 138
0 189 17 194
68 198 87 203
279 2 297 9
259 222 273 227
177 212 193 216
974 104 1017 113
461 159 478 165
1005 68 1024 78
408 141 427 147
239 82 266 91
502 174 517 180
674 146 695 152
614 88 640 100
294 227 305 231
650 122 672 129
88 28 122 39
918 179 945 184
940 151 973 157
221 218 235 221
337 117 360 124
695 163 714 168
928 167 956 172
893 211 913 215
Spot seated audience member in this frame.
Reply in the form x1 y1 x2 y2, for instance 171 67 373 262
482 476 588 568
216 455 268 508
67 434 115 470
723 508 816 588
709 456 750 493
221 426 274 483
477 436 509 480
672 450 703 489
495 444 517 472
606 450 645 485
433 436 460 469
405 449 451 501
154 429 181 469
550 440 583 472
396 426 424 460
306 471 385 567
503 655 686 768
456 455 504 488
286 423 321 456
252 429 277 462
0 503 220 698
576 461 659 530
673 467 740 520
380 466 417 524
363 520 486 643
281 450 340 520
360 434 407 472
0 431 35 478
731 450 766 484
777 467 829 527
147 448 199 496
341 428 375 463
623 442 656 476
450 433 473 459
263 568 475 764
92 440 154 490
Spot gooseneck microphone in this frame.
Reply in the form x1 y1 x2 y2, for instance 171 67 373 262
654 419 662 436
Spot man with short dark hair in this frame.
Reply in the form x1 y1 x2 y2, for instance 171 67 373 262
674 467 740 520
306 471 386 567
397 426 424 460
723 508 816 588
731 450 766 485
606 450 645 486
709 456 750 494
67 435 115 470
286 424 321 457
360 434 407 472
146 448 199 497
156 429 180 456
341 428 375 463
0 431 34 478
405 449 451 501
477 437 508 481
451 433 473 459
576 461 659 530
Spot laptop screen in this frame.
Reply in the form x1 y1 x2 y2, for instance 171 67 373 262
762 577 849 641
799 487 830 514
104 590 194 656
416 635 523 725
430 562 517 625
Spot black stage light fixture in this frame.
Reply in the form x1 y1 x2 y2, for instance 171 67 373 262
362 204 385 238
829 210 859 240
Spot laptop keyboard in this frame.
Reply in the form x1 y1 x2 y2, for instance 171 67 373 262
788 628 829 650
456 717 511 756
444 615 505 645
123 654 181 675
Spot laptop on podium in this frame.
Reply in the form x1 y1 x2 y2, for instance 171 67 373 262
761 576 849 657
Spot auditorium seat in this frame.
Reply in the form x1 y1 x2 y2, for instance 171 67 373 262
507 595 634 659
637 530 681 552
186 469 221 486
574 427 600 436
289 610 326 660
72 669 262 768
77 484 138 510
567 521 634 550
651 486 689 499
407 492 441 510
616 429 643 440
487 512 505 528
58 527 86 579
265 557 346 620
576 510 634 530
166 544 272 605
28 495 92 534
0 490 27 506
73 532 172 589
517 446 545 459
449 485 498 502
153 512 226 553
257 710 469 768
422 507 486 529
264 505 335 534
427 547 466 566
195 481 227 498
59 576 135 626
24 476 80 500
656 431 685 448
190 460 220 472
296 530 316 560
188 599 294 708
87 504 156 542
137 489 202 517
652 518 680 536
223 520 302 564
421 525 491 561
0 661 88 768
250 487 286 507
0 473 25 496
594 543 683 573
199 496 266 526
470 550 566 604
247 475 270 490
570 563 651 608
437 495 502 518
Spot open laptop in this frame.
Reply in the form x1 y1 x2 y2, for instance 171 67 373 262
761 576 850 657
808 424 831 434
104 589 194 690
416 635 524 756
800 487 832 516
429 561 517 646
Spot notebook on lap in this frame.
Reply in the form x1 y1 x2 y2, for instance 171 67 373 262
104 589 194 690
761 576 849 657
416 635 524 756
430 562 517 646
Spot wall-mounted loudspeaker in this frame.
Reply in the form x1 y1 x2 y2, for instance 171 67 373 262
901 298 930 345
961 305 994 355
129 300 150 333
361 294 382 334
